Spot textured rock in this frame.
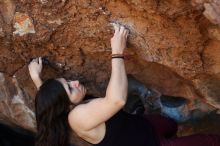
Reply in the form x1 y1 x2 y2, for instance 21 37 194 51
0 73 36 131
203 1 220 25
0 0 15 25
0 0 219 134
203 40 220 74
134 62 199 102
192 0 220 25
193 74 220 110
13 12 35 36
0 0 15 39
0 15 4 38
208 25 220 41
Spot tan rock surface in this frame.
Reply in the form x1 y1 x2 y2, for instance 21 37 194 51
0 0 220 136
193 73 220 109
203 40 220 74
0 73 36 131
192 0 220 25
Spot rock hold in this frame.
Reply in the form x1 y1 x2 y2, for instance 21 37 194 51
192 0 220 25
13 12 35 36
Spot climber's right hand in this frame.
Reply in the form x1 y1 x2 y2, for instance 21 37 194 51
111 23 129 54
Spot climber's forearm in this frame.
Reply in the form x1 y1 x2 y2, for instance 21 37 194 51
31 75 42 90
105 58 128 104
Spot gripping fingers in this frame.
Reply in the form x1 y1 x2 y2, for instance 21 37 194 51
112 23 120 34
119 25 125 34
32 58 36 63
111 22 129 36
32 58 36 62
39 57 42 65
123 29 128 36
29 57 42 66
32 57 41 64
125 30 129 38
119 25 129 37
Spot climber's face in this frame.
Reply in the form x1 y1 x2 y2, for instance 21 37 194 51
57 78 87 104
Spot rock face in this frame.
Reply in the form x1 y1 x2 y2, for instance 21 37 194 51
192 0 220 25
193 74 220 110
0 73 36 131
0 0 220 136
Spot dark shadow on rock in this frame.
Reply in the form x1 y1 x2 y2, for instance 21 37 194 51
160 95 190 122
124 74 160 115
0 122 35 146
123 75 206 123
0 122 79 146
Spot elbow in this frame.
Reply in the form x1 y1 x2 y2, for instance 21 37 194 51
117 99 126 107
111 97 126 108
105 91 127 107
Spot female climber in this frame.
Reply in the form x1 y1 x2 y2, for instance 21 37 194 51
28 23 220 146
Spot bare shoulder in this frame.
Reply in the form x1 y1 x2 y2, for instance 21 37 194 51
68 102 89 131
68 98 104 131
68 96 124 143
68 97 123 131
68 99 107 144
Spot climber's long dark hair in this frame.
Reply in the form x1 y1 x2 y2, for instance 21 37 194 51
35 79 71 146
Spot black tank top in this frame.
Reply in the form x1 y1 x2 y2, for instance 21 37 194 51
94 111 159 146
